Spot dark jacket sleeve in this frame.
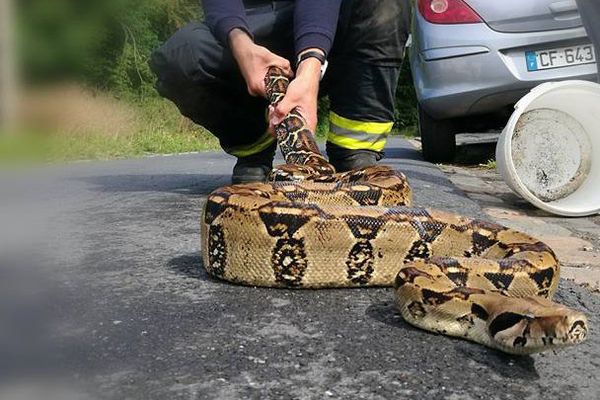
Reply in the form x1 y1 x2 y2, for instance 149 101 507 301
202 0 251 46
294 0 342 57
202 0 342 56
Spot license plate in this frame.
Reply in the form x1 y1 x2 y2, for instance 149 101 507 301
526 44 596 72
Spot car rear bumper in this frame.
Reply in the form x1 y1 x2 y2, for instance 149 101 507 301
409 13 598 120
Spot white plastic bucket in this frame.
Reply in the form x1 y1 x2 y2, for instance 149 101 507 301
496 80 600 217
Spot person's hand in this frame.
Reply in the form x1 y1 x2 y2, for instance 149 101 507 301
268 52 322 133
229 29 293 98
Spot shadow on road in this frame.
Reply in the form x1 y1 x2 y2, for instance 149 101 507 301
365 301 541 381
454 141 496 165
400 169 461 191
383 144 424 161
365 300 421 333
79 174 229 195
168 252 213 281
456 345 540 381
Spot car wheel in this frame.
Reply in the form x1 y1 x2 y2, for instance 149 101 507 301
418 106 456 163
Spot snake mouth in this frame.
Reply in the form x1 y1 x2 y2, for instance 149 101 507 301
568 320 588 343
489 311 589 353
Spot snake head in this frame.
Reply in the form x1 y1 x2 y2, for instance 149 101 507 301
488 299 588 354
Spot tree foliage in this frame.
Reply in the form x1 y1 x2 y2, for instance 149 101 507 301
18 0 417 126
395 59 418 129
19 0 202 95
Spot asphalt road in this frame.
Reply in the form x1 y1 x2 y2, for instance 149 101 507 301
0 138 598 400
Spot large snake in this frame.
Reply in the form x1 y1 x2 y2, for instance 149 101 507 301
201 67 588 354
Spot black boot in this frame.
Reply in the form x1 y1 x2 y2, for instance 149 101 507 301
326 142 383 172
231 144 276 184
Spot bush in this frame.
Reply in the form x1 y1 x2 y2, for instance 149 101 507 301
19 0 201 95
395 58 418 130
19 1 417 131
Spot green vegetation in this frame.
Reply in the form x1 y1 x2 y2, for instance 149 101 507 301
20 0 200 95
481 159 497 169
0 98 218 163
13 1 418 163
395 57 419 132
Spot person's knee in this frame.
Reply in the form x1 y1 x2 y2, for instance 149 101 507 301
150 23 222 94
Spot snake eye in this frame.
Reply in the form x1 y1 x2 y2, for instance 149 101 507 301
471 303 489 320
489 312 527 337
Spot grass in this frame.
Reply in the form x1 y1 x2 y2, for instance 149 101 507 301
480 159 497 169
0 94 220 165
396 125 418 137
128 97 220 155
1 78 419 165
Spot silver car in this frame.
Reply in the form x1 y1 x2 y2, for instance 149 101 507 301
409 0 598 162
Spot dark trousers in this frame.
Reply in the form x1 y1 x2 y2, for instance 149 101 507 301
576 0 600 82
150 0 411 157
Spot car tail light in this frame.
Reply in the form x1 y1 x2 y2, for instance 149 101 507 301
418 0 483 24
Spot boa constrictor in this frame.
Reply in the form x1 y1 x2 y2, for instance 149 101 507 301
201 67 588 355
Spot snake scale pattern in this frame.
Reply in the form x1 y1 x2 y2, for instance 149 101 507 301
201 67 588 354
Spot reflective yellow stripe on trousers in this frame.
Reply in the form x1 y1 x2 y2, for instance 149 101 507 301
227 131 276 158
328 112 393 152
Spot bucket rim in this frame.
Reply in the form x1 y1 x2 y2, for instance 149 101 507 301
497 80 600 217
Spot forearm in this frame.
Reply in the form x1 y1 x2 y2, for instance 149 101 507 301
295 48 324 91
228 28 293 97
296 56 322 88
229 28 254 59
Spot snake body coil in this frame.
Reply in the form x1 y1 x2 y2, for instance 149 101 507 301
201 67 588 354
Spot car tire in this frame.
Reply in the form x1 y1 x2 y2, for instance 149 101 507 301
418 106 456 163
